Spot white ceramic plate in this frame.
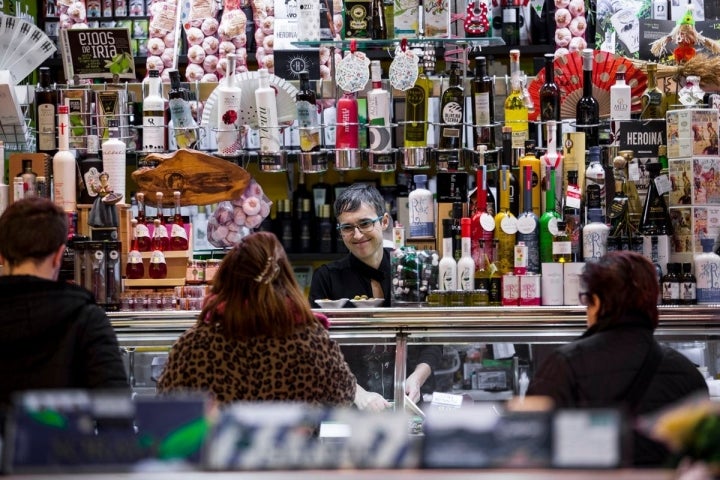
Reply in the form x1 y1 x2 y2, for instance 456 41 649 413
315 298 349 309
350 298 385 308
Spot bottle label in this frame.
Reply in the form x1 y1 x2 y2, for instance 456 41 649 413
474 92 490 126
37 103 57 151
696 256 720 303
405 84 428 143
143 111 166 151
566 184 582 209
662 282 680 301
500 215 518 235
409 191 434 238
583 227 608 261
442 101 463 125
297 100 321 152
128 250 143 264
552 240 572 255
150 250 166 264
480 212 495 232
171 223 188 240
681 282 696 301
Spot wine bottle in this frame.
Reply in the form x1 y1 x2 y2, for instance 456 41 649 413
641 62 666 120
126 219 145 279
471 166 495 277
404 65 432 148
538 53 561 149
317 204 334 253
256 68 282 154
681 262 697 305
471 56 495 150
451 202 464 261
216 53 243 155
439 62 465 150
169 190 189 251
518 141 541 217
501 126 519 217
167 69 198 149
142 69 166 152
576 48 600 148
35 66 58 156
504 50 528 150
296 70 321 153
409 174 435 238
336 91 359 149
550 220 571 263
564 170 583 262
539 166 561 263
501 0 520 45
53 104 77 212
101 119 126 202
154 191 170 251
640 162 672 273
457 217 475 291
516 165 540 273
275 198 294 252
494 165 518 274
135 192 152 252
148 218 168 279
610 70 631 121
439 219 458 291
367 60 392 153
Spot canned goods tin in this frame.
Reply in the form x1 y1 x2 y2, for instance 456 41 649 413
186 259 206 284
471 289 489 306
519 274 542 306
205 259 221 282
450 290 466 307
502 273 520 306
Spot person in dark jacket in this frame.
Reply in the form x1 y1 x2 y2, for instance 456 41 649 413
0 198 129 410
527 251 708 467
309 183 442 411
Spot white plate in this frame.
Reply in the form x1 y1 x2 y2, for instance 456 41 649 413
350 298 385 308
315 298 349 309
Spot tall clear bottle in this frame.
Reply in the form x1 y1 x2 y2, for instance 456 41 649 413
53 105 77 212
516 164 540 273
610 70 632 121
216 53 243 155
641 63 666 120
142 69 166 152
296 70 321 153
539 53 561 149
504 50 528 150
35 67 58 156
409 174 435 238
583 194 610 262
471 56 495 150
17 160 37 197
538 166 561 263
101 119 126 202
367 60 392 153
439 219 458 291
576 48 600 148
168 69 198 148
404 65 432 148
457 218 475 291
255 68 282 154
494 165 518 274
439 62 464 150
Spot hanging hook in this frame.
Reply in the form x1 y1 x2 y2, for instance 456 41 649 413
350 39 357 54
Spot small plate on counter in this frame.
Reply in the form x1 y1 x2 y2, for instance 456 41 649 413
315 298 349 309
350 298 385 308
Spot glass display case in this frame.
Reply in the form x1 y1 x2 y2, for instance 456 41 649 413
110 305 720 405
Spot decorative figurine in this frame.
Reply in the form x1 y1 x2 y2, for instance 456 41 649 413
88 172 123 227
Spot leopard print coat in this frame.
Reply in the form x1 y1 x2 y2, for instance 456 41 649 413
157 319 356 406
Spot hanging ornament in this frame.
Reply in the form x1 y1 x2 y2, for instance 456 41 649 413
464 1 490 37
335 41 371 93
389 40 419 91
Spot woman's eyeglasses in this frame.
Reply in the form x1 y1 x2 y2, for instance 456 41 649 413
337 216 382 237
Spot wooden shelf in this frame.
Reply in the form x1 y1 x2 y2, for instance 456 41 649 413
124 277 186 288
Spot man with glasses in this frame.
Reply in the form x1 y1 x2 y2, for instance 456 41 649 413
310 183 441 411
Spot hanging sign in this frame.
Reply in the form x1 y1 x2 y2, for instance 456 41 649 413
59 28 136 80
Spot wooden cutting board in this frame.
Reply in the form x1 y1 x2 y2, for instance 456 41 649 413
131 149 251 206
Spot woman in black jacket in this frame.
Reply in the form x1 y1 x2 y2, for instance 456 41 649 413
527 251 708 467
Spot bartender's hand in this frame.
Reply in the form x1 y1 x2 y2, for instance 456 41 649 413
354 384 391 412
405 363 432 403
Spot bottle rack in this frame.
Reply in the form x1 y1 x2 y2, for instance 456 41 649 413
123 230 194 289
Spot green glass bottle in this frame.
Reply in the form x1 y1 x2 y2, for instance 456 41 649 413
539 166 562 263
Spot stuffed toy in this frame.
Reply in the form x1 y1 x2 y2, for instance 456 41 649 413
650 4 720 63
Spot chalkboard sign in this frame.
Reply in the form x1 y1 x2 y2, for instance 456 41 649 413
59 28 136 80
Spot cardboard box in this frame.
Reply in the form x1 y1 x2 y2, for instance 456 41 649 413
8 153 51 203
394 0 419 38
666 108 719 159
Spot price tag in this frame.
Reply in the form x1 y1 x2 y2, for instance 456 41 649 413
655 174 672 196
480 212 496 232
628 159 640 182
431 392 463 408
566 183 582 209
